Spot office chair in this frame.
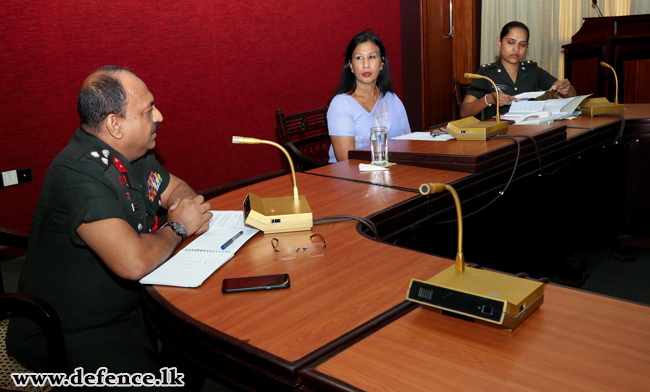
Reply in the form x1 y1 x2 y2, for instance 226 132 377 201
275 107 331 173
0 227 68 391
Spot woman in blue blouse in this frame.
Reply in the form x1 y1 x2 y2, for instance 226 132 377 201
327 30 411 163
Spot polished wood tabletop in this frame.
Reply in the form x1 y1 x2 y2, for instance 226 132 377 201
143 106 650 391
302 285 650 392
147 173 456 387
348 124 567 173
623 103 650 120
307 159 469 191
560 115 622 138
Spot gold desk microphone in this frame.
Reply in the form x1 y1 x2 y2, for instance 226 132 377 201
232 137 313 234
419 183 465 272
579 61 625 116
445 74 509 140
406 182 544 332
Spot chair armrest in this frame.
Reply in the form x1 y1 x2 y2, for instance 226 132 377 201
0 227 28 249
0 293 69 373
286 142 330 168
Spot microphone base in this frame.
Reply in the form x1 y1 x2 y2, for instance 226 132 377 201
579 98 625 116
446 117 509 140
243 193 313 234
407 265 544 332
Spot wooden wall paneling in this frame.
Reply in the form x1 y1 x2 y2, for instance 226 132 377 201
566 51 604 98
401 0 480 128
401 1 425 131
617 44 650 104
563 15 650 104
422 0 454 128
452 0 478 92
624 60 639 104
450 0 479 120
624 59 650 103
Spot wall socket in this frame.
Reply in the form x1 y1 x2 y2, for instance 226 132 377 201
1 168 32 188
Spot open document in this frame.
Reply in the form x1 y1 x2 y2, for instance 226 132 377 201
140 211 258 287
502 94 591 121
393 132 455 141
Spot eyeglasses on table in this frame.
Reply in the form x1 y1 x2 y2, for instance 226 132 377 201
271 234 326 260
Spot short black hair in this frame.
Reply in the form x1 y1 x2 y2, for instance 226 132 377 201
330 29 394 102
500 21 530 41
77 65 131 133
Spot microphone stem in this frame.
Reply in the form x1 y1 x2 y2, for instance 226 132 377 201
259 140 300 200
445 185 465 272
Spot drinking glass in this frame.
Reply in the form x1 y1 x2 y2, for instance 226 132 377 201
370 126 388 166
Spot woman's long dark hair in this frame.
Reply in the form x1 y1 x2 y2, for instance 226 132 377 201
330 29 394 103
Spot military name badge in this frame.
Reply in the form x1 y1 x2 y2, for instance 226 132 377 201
147 172 163 202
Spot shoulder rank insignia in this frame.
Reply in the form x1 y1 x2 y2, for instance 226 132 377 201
147 172 163 203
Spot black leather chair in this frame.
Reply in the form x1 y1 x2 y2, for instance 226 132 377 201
0 227 68 390
275 108 330 173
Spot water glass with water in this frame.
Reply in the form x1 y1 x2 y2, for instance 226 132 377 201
370 126 388 166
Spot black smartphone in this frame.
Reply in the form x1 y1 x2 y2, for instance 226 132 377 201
222 273 290 293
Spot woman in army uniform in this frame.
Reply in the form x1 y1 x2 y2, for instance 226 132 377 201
460 21 576 119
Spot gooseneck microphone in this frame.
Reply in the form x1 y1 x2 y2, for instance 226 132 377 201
592 0 604 17
419 183 465 272
407 182 545 331
464 73 503 124
600 62 619 105
231 136 313 234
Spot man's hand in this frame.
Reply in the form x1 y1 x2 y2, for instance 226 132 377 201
167 195 212 237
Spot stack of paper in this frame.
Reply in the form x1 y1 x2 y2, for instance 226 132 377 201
393 132 455 141
140 211 258 287
502 94 591 121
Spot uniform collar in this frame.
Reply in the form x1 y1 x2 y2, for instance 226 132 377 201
74 128 147 173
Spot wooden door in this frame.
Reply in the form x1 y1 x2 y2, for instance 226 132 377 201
422 0 454 127
400 0 479 130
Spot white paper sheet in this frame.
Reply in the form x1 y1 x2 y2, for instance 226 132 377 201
393 132 455 141
503 95 591 121
140 211 259 287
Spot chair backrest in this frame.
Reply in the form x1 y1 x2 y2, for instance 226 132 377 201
0 227 28 294
453 78 472 118
0 293 69 375
275 107 330 173
0 227 28 250
0 228 69 377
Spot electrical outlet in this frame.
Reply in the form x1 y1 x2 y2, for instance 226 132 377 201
2 170 18 186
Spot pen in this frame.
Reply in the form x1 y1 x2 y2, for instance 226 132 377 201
221 231 244 250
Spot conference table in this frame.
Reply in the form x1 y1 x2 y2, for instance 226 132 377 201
142 105 650 391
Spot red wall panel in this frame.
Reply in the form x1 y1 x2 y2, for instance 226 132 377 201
0 1 403 232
